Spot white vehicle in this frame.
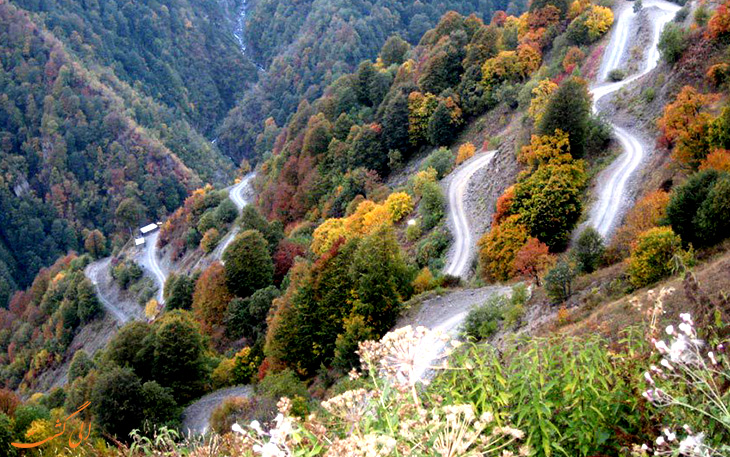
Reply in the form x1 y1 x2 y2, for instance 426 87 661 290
139 222 160 236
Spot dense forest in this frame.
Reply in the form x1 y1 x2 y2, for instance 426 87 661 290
217 0 529 162
1 0 730 455
0 2 237 303
12 0 258 134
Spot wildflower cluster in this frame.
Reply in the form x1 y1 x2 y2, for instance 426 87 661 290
639 309 730 456
630 287 674 338
230 325 526 457
357 325 461 404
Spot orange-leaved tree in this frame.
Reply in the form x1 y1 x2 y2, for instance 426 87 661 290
512 237 553 286
478 215 529 282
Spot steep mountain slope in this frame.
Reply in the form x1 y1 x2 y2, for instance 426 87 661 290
11 0 258 134
218 0 528 162
0 2 235 300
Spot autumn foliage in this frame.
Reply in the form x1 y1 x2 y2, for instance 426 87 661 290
512 237 553 286
611 191 671 258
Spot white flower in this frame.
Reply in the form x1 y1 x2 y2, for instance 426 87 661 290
708 351 718 365
644 372 654 385
663 429 676 442
679 313 693 324
666 325 675 335
259 442 284 457
407 219 417 226
668 335 689 362
232 423 245 435
250 420 264 435
655 340 670 353
678 322 693 336
656 436 665 446
660 358 673 370
678 433 705 455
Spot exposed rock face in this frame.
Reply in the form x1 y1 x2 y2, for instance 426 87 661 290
461 138 520 244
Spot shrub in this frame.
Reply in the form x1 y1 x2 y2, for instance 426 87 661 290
233 347 260 384
211 358 236 389
658 23 688 64
421 147 455 179
384 192 414 222
544 258 577 303
200 228 221 253
575 227 605 273
607 68 626 81
405 220 422 242
463 294 508 341
145 299 160 320
419 181 445 231
412 267 435 294
197 209 219 234
503 284 528 329
257 369 308 402
455 142 476 166
210 397 272 435
411 167 438 197
415 227 451 268
628 227 688 288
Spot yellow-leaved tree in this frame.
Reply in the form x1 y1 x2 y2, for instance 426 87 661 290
385 192 414 222
528 79 559 125
455 142 476 165
585 6 614 40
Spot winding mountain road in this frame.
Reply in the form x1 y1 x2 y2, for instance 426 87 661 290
145 231 167 304
443 151 497 278
587 0 680 237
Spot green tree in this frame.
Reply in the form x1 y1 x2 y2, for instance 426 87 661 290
539 77 592 158
115 197 145 235
239 206 284 254
380 35 410 66
140 381 178 427
544 258 577 303
355 61 377 106
381 91 411 154
419 180 446 230
513 162 586 251
105 321 155 381
215 199 239 225
226 285 280 342
84 230 107 259
350 226 413 335
695 174 730 247
0 413 16 457
333 315 376 373
76 279 101 323
223 230 274 298
68 350 94 382
658 23 688 65
666 170 721 247
428 101 458 146
92 367 144 438
628 227 687 288
575 227 605 273
164 274 195 311
153 311 209 403
349 126 387 175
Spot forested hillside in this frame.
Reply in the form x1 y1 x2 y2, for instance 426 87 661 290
0 2 235 302
12 0 258 134
218 0 528 162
